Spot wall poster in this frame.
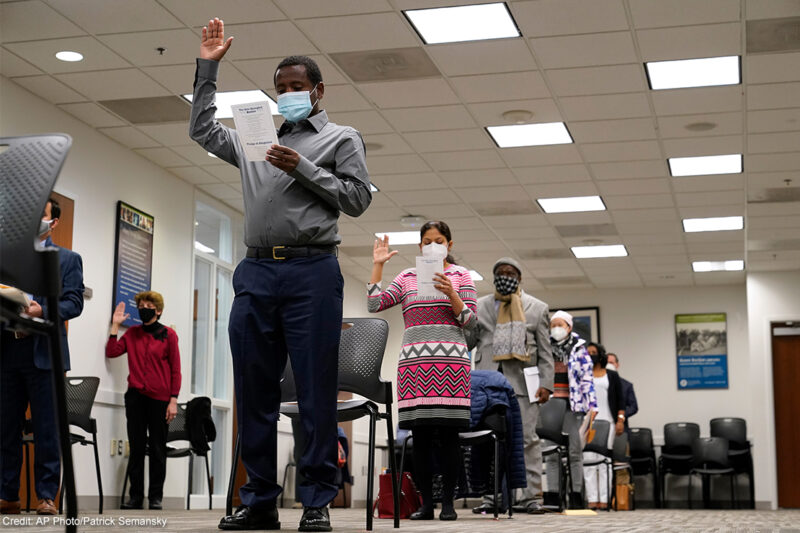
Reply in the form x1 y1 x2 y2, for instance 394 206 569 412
112 201 154 328
675 313 729 390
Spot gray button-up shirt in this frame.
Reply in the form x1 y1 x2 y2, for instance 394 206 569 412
189 59 372 248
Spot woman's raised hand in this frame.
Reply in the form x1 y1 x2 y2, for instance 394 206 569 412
373 235 399 265
200 17 233 61
111 302 129 326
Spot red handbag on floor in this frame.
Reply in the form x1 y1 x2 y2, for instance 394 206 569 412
372 472 422 519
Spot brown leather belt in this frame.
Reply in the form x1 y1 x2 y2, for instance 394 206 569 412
246 245 336 260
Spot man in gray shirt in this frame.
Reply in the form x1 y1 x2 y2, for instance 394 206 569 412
189 18 371 532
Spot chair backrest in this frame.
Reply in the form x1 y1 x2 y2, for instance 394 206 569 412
584 419 611 456
64 376 100 433
692 436 730 469
629 427 654 458
536 398 568 442
337 318 391 404
710 417 747 448
612 431 630 463
167 403 190 443
0 134 72 296
663 422 700 454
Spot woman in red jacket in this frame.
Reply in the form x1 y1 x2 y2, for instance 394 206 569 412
106 291 181 511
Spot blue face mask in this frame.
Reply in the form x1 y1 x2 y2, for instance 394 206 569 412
277 84 318 123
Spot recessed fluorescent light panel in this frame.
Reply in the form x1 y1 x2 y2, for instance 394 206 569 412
683 216 743 233
538 196 606 214
404 3 520 45
370 183 379 192
668 154 742 177
468 270 484 281
374 231 419 245
182 90 277 119
56 50 83 62
487 122 573 148
692 260 744 272
571 245 628 259
194 241 215 254
646 55 740 90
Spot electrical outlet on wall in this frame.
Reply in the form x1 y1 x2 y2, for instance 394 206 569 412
118 440 123 456
124 440 130 457
110 439 117 456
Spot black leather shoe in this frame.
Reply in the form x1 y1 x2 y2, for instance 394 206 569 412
299 507 331 532
569 492 585 509
120 498 143 510
439 508 457 521
148 498 162 510
471 502 506 514
218 505 280 530
409 505 434 520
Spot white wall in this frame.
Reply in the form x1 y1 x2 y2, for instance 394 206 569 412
746 271 800 509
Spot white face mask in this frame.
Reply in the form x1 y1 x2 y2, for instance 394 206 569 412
421 242 448 258
550 326 568 342
39 218 54 236
606 363 617 371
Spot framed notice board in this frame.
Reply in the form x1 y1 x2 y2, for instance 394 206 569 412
112 201 154 328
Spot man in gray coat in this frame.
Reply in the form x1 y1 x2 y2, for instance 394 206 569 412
468 257 554 514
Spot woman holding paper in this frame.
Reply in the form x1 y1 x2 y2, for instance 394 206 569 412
367 221 477 521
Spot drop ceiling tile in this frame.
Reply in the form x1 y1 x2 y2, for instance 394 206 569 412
590 159 667 180
0 1 85 42
468 99 563 125
0 48 42 77
455 240 510 253
748 170 800 188
580 140 662 162
12 75 86 104
5 35 132 73
58 102 127 127
137 123 194 146
747 108 800 133
55 69 170 100
234 55 348 87
328 110 394 134
295 13 418 53
133 147 193 167
371 173 446 191
546 64 646 97
746 215 800 230
47 0 184 33
636 23 741 61
359 78 459 108
424 149 505 171
671 174 745 192
616 220 683 235
513 0 628 36
686 241 744 254
99 29 199 67
400 203 473 219
367 153 431 174
613 207 679 223
643 274 694 287
675 190 744 207
685 231 744 245
500 144 583 167
652 85 743 115
171 145 225 165
497 227 559 241
625 233 684 246
748 82 800 110
546 211 612 226
426 38 536 77
662 135 743 157
360 133 413 155
382 105 477 132
404 129 493 152
560 92 651 121
531 32 638 69
142 64 196 95
525 182 600 198
513 164 591 184
205 164 242 183
160 0 286 26
439 168 518 187
746 0 800 20
169 166 220 185
748 153 800 172
604 193 675 209
597 178 671 196
348 206 408 222
451 71 550 103
321 84 373 112
276 0 392 18
569 117 656 142
747 201 800 216
693 271 746 285
657 112 743 139
99 126 160 148
484 214 550 229
224 21 317 60
747 52 800 84
678 205 744 218
629 0 740 28
457 185 528 203
199 183 242 200
748 131 800 153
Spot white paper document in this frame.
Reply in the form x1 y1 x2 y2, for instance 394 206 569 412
415 256 444 298
230 101 278 162
523 366 540 403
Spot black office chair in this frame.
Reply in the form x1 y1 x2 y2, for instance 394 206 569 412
688 437 737 509
582 419 613 511
122 402 214 510
659 422 699 507
226 318 399 531
0 133 78 532
710 417 753 508
629 427 659 507
535 399 571 511
611 431 634 510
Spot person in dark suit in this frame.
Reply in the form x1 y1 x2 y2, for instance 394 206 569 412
607 353 638 431
0 198 84 516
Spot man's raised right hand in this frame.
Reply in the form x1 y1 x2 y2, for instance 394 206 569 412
200 17 233 62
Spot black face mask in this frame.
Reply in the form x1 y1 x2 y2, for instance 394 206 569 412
494 275 520 296
591 354 601 366
138 307 157 324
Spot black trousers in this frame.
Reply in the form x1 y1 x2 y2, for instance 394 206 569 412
412 427 462 509
125 389 168 500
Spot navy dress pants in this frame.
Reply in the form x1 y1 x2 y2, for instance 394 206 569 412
229 253 343 510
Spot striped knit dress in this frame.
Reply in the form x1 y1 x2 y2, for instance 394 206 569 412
367 264 477 430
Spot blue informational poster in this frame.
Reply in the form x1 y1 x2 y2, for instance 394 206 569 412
112 202 154 328
675 313 729 390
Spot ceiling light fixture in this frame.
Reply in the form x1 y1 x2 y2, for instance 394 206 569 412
692 260 744 272
374 231 420 245
571 244 628 259
682 216 743 233
469 270 484 281
55 51 83 62
404 3 520 45
538 195 606 214
370 183 379 192
487 122 573 148
183 90 277 119
645 55 740 90
668 154 742 177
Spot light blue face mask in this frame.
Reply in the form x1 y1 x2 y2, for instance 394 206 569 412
277 84 319 123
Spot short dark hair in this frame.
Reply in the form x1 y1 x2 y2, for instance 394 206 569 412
420 220 452 242
587 342 608 368
274 55 322 86
607 352 619 363
48 197 61 220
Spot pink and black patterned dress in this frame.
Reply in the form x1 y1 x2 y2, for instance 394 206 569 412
367 265 477 429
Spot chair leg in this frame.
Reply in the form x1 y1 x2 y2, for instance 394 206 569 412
92 437 103 514
492 434 499 520
730 474 736 510
187 454 194 510
505 436 513 518
205 454 212 510
281 460 294 509
687 473 692 510
398 434 412 478
384 411 399 529
226 432 241 516
121 460 130 507
365 410 376 531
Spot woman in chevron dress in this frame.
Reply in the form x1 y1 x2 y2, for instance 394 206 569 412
367 220 477 521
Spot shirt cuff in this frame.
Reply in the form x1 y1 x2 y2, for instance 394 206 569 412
196 58 219 81
290 154 317 182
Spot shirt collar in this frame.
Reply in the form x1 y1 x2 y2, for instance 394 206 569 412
278 109 328 136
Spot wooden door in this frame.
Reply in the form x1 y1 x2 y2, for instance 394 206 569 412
772 322 800 508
